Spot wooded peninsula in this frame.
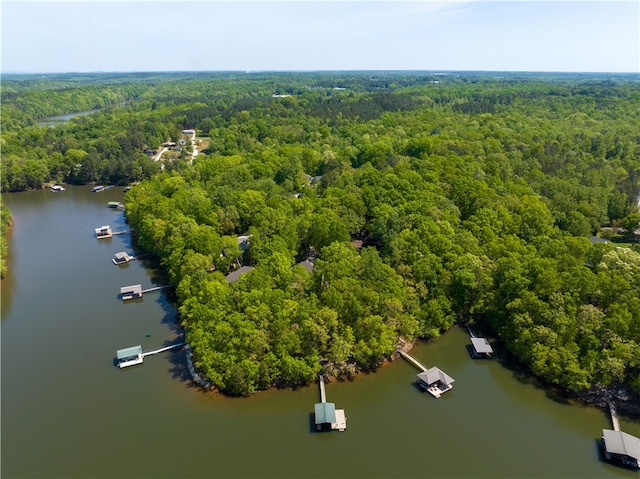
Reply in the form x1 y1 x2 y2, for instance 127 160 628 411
2 71 639 406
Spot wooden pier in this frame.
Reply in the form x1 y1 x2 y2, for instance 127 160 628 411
141 285 173 294
398 350 428 372
608 401 621 431
319 374 327 403
120 284 173 301
142 342 185 357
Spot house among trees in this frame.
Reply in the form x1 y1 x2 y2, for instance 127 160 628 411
95 225 112 239
602 429 640 469
225 266 254 283
417 366 455 398
296 259 315 273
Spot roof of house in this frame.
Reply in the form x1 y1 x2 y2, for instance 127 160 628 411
225 266 255 283
471 337 494 354
314 402 337 425
417 367 455 386
117 345 142 360
114 252 129 260
603 429 640 460
296 259 314 273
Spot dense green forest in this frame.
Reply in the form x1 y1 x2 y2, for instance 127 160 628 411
0 196 11 278
2 72 640 398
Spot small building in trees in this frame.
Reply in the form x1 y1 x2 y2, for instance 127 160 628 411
225 266 254 283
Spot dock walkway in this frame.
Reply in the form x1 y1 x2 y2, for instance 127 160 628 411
319 375 327 403
142 342 185 358
398 350 428 372
141 285 173 294
608 401 621 431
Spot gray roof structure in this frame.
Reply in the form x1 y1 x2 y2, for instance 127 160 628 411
314 402 337 425
225 266 255 283
120 284 142 296
117 345 142 360
417 367 455 386
471 337 494 354
603 429 640 461
296 260 315 273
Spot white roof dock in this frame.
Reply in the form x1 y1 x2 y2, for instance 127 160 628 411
120 284 143 300
417 367 455 398
602 429 640 468
471 337 494 355
116 345 143 368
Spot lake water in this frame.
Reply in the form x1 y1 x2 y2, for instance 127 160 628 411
2 186 639 478
36 109 101 127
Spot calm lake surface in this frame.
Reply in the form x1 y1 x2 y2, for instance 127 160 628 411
36 109 101 127
2 186 639 479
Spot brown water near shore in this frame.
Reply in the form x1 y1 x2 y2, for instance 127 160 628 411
2 185 639 478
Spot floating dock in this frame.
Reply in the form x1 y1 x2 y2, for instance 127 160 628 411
95 225 112 239
95 225 129 239
467 328 494 358
314 375 346 431
120 284 173 301
116 342 185 368
107 201 124 209
112 252 135 265
601 402 640 470
398 350 455 398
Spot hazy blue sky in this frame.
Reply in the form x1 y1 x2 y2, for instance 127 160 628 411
1 1 638 73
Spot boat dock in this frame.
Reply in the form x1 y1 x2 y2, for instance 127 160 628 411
398 350 455 398
602 401 640 469
117 342 185 368
120 284 173 301
112 252 135 265
95 225 130 239
314 375 346 432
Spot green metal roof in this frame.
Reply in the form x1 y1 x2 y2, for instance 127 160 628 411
117 345 142 359
314 402 336 425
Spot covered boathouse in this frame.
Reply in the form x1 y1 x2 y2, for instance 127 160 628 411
112 252 134 265
95 225 112 239
116 345 143 368
469 337 494 358
602 429 640 469
120 284 142 301
417 367 455 398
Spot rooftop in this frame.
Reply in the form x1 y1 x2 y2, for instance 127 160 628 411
314 402 337 425
417 367 455 386
603 429 640 460
471 337 494 354
225 266 255 283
